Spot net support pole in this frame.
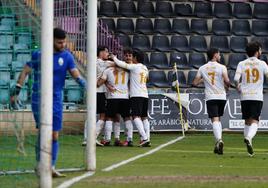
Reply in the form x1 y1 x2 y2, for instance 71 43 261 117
86 0 97 171
40 0 54 187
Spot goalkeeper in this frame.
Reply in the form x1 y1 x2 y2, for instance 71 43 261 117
10 28 86 177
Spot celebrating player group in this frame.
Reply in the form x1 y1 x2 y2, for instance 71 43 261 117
83 46 151 148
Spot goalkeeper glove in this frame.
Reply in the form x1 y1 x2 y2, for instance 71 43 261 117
76 76 87 89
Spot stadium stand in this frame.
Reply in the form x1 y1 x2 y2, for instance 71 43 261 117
97 0 268 93
190 35 208 52
170 36 190 52
116 19 134 34
135 18 153 34
171 19 190 34
137 1 155 18
232 20 251 36
154 19 172 34
150 52 169 69
169 52 190 69
213 2 232 18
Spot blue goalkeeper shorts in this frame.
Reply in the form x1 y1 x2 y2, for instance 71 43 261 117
32 92 63 131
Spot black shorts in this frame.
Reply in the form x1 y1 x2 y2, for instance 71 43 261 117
97 93 106 114
106 99 131 118
130 97 148 117
206 100 226 118
241 100 263 121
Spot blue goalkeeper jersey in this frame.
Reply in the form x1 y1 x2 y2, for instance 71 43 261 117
26 49 76 101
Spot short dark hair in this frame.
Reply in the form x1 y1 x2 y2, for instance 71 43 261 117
54 28 66 39
97 46 108 56
207 48 219 61
246 41 262 57
123 47 133 55
133 50 144 64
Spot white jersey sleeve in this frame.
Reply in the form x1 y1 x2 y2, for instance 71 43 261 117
114 57 137 70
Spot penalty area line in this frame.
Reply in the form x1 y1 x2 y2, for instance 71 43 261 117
102 136 185 172
57 136 185 188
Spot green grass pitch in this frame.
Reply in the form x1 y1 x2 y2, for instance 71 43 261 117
1 133 268 188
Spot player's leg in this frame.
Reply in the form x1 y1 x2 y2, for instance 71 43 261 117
121 99 133 146
96 93 106 143
131 97 149 146
242 101 255 156
83 93 106 146
31 94 42 176
123 117 133 146
216 100 227 154
103 99 117 146
113 114 123 146
51 109 66 177
141 98 150 143
243 101 262 156
206 100 224 154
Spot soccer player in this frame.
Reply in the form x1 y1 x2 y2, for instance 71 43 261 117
82 46 113 146
121 48 134 147
97 64 131 146
111 50 151 147
193 48 230 155
234 42 268 157
11 28 86 177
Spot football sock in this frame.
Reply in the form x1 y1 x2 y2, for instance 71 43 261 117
244 124 250 138
134 117 147 141
143 119 150 141
96 119 105 138
125 120 133 141
105 121 113 141
248 123 258 141
212 121 222 141
52 140 59 166
113 122 121 140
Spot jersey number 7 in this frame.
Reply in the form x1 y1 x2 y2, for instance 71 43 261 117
208 71 215 85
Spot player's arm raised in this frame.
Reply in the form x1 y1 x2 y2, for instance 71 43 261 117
111 55 136 70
